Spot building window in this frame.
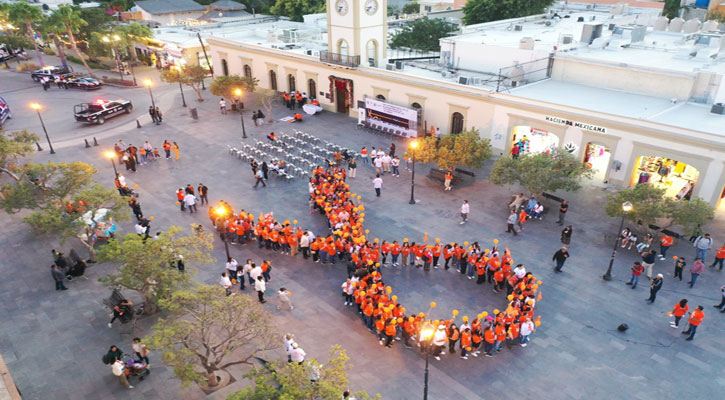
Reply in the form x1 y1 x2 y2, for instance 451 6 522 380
376 94 386 100
308 79 316 98
221 59 229 76
243 64 252 78
411 102 422 110
451 112 464 134
338 39 349 57
288 74 296 92
366 40 378 67
269 70 277 90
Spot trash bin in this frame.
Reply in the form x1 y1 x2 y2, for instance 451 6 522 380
190 107 198 120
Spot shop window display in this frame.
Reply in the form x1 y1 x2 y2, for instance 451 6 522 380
632 156 698 200
583 143 611 183
511 126 559 156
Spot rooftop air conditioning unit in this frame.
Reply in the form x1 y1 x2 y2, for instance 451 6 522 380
514 25 523 31
471 77 482 85
561 34 573 45
458 76 470 85
395 61 403 69
510 80 520 87
306 49 312 56
386 63 395 71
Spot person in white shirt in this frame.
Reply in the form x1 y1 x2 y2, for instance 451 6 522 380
277 287 293 310
183 193 197 213
520 317 535 347
381 154 391 173
373 174 383 197
374 156 383 172
391 156 400 177
341 279 354 306
513 264 526 279
132 337 150 366
219 98 227 114
117 173 126 187
289 342 306 364
431 325 448 360
377 149 385 158
134 222 147 237
220 272 232 296
112 359 133 389
226 257 238 287
460 200 469 224
284 334 295 361
255 275 267 303
249 263 263 283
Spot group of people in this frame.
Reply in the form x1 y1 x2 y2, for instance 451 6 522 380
112 139 180 174
50 249 88 291
147 106 163 125
281 91 309 109
175 183 209 213
104 338 151 390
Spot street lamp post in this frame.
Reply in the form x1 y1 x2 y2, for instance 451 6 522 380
30 103 55 154
420 323 435 400
603 201 633 281
103 35 124 81
144 79 158 125
175 65 187 107
214 205 231 259
234 88 247 139
408 140 419 205
105 151 118 177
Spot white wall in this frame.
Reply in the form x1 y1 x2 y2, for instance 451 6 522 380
440 41 550 73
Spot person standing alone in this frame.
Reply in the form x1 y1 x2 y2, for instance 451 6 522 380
552 247 569 272
373 174 383 197
557 200 568 225
646 274 664 304
506 210 518 236
460 200 469 224
693 233 713 262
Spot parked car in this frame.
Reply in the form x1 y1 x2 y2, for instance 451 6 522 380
66 77 103 90
0 96 11 127
31 66 75 82
73 99 133 125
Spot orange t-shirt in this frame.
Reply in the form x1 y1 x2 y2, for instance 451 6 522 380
461 331 471 347
672 303 689 317
688 309 704 326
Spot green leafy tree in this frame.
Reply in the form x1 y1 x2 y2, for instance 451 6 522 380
604 184 668 227
97 226 214 314
402 1 420 14
146 285 279 388
271 0 325 22
412 128 492 172
210 74 259 99
39 13 69 71
667 197 716 237
0 129 38 182
76 7 114 45
387 5 399 16
112 23 153 62
462 0 554 26
161 65 207 102
52 5 96 77
390 17 456 51
663 0 681 19
228 345 380 400
8 0 46 66
0 162 129 259
489 148 593 195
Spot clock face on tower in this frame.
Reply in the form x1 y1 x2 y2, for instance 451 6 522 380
335 0 349 15
364 0 378 15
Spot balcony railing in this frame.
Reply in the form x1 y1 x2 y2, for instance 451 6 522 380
319 51 360 68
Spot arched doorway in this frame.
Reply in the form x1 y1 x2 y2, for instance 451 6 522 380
308 79 316 98
243 64 252 78
269 70 277 90
376 94 386 100
338 39 349 57
366 39 378 67
583 142 611 183
221 59 229 76
288 74 296 92
510 126 559 155
451 112 464 134
631 156 699 199
330 76 352 114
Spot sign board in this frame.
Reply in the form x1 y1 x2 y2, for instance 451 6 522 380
545 116 607 134
365 98 418 137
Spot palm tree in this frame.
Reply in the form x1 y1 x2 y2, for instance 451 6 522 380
53 5 95 77
8 0 45 66
40 13 69 71
112 23 153 62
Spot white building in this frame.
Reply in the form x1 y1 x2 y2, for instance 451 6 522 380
207 0 725 209
132 0 206 26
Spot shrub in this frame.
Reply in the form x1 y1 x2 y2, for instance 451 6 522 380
17 62 40 72
43 47 56 56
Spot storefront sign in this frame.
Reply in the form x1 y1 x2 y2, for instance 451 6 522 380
545 116 607 134
365 98 419 137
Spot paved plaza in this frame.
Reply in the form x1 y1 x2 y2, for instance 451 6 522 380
1 64 725 400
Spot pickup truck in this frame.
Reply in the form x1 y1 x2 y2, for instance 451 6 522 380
74 100 133 125
0 96 11 127
31 66 75 82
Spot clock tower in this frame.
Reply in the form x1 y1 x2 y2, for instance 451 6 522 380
327 0 387 67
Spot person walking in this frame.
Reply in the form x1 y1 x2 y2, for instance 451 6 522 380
253 169 266 188
163 140 171 159
552 247 569 273
184 192 197 213
641 250 657 280
688 258 706 288
460 200 469 224
112 359 134 389
172 142 180 160
148 106 157 124
373 174 383 197
670 299 689 328
219 98 227 114
646 274 664 304
520 317 535 347
626 262 645 288
710 242 725 270
673 256 686 281
693 233 713 262
176 188 186 211
506 210 518 236
198 183 209 206
132 338 150 366
348 158 357 178
255 275 267 303
681 306 705 341
277 287 293 310
659 234 674 260
391 156 400 177
52 265 68 291
557 200 568 225
713 285 725 313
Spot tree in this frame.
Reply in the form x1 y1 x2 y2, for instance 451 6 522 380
489 148 594 195
462 0 553 26
76 7 114 46
8 0 46 66
402 1 420 14
254 88 278 123
97 226 214 314
161 65 207 102
604 184 668 227
667 197 715 237
210 74 258 99
146 285 279 388
227 345 380 400
112 23 153 62
52 5 96 77
0 129 38 182
40 13 69 71
413 128 492 172
390 17 456 52
0 162 129 259
663 0 681 20
270 0 325 22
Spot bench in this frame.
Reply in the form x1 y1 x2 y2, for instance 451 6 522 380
454 167 475 178
427 168 461 186
103 289 136 324
541 192 565 203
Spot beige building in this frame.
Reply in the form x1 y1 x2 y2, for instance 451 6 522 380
207 0 725 210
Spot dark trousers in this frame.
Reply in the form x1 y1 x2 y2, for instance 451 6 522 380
448 339 458 353
301 247 309 258
712 257 724 270
444 257 451 269
683 324 698 340
200 195 208 205
648 288 660 303
476 274 486 284
555 259 565 271
55 280 67 290
254 177 266 187
674 267 683 280
257 291 265 302
507 223 517 235
375 188 381 197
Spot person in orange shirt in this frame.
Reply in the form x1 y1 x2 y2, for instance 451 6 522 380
494 323 506 352
363 301 375 331
384 320 397 348
310 238 321 262
390 241 401 267
712 243 725 270
517 208 528 232
669 299 689 328
288 234 298 257
432 244 441 268
476 260 487 284
381 241 390 266
375 317 386 344
269 229 280 251
279 234 288 254
402 317 415 348
401 243 410 266
471 328 483 357
484 326 496 357
659 234 674 260
682 305 704 341
459 328 472 359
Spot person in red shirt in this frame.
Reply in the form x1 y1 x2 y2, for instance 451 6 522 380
443 244 454 270
659 234 674 260
390 241 401 266
484 327 496 357
381 241 390 265
432 244 441 268
711 243 725 270
626 262 645 289
384 320 397 348
682 306 704 341
670 299 689 328
459 328 472 359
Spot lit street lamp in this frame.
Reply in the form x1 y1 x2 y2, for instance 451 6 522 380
102 35 124 81
104 151 118 177
603 201 633 281
174 65 187 107
420 322 435 400
234 88 247 139
214 204 231 259
144 79 158 125
30 103 55 154
408 139 419 205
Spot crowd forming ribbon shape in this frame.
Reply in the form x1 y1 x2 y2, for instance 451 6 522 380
219 165 542 354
